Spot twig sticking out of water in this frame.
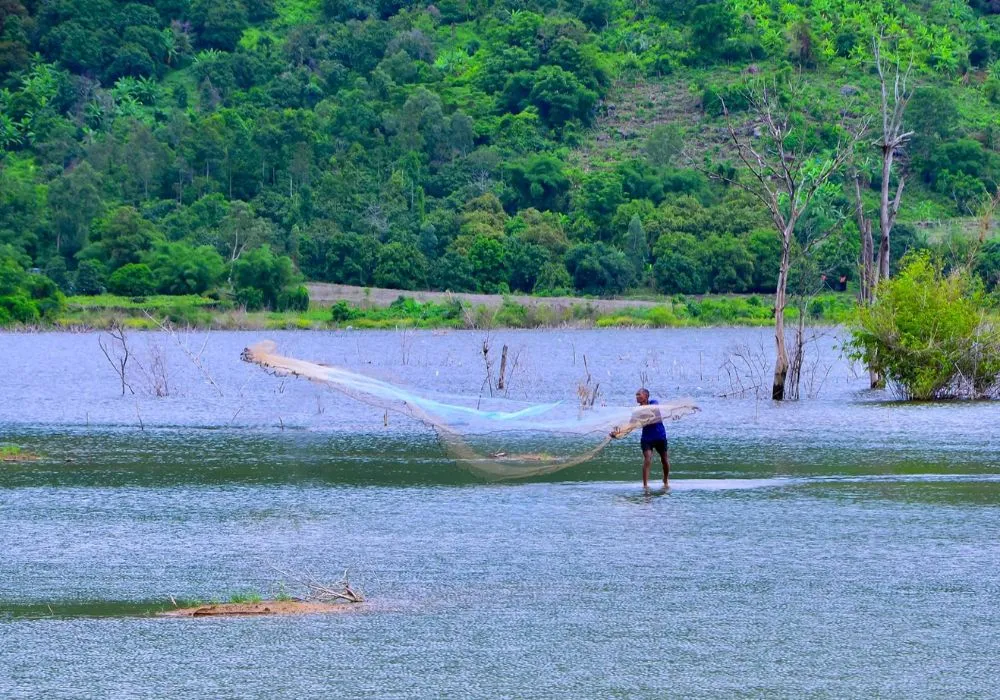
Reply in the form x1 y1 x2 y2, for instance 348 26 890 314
718 342 769 399
98 320 134 395
577 354 601 410
398 327 415 366
142 310 224 396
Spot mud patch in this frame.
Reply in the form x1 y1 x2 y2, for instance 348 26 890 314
159 600 363 617
0 448 39 462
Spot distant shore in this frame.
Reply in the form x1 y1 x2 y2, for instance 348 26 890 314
7 284 858 331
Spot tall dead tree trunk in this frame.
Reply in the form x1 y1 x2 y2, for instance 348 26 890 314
772 228 793 399
854 36 913 298
714 82 865 400
852 35 913 387
853 175 876 306
874 36 913 285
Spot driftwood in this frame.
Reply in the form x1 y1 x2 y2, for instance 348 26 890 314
268 566 365 604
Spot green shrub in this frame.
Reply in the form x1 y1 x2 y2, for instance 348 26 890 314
493 299 529 327
0 294 41 324
236 287 265 311
646 305 677 327
74 260 107 296
108 263 156 296
848 255 1000 399
144 242 225 295
330 300 359 323
233 245 295 309
596 316 649 328
163 304 213 326
277 285 309 312
977 239 1000 290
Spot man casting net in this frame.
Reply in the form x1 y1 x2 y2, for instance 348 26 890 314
242 341 698 480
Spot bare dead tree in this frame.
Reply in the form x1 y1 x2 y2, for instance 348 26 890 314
398 327 415 366
500 347 524 398
496 344 509 390
851 35 914 388
871 36 914 288
801 329 836 399
718 341 770 399
133 338 170 397
704 80 866 400
142 310 224 396
577 354 602 410
98 320 135 395
786 206 848 400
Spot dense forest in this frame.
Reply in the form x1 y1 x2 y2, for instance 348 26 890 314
3 0 1000 321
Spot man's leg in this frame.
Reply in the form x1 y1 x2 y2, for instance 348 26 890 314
642 448 652 488
659 443 670 485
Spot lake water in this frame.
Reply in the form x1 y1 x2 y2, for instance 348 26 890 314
1 329 998 697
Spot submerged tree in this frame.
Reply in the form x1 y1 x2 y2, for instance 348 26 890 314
710 80 865 400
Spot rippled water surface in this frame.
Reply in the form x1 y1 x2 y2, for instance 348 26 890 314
1 329 998 698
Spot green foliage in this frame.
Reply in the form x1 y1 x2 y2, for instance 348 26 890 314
108 263 156 296
506 156 571 212
976 240 1000 291
236 286 265 311
565 242 635 295
74 259 107 296
0 294 38 324
2 0 1000 310
849 255 1000 400
192 0 250 51
79 206 162 273
373 241 429 290
467 236 507 292
277 284 310 311
0 254 64 324
330 299 359 322
533 261 573 295
645 125 683 167
144 242 226 295
233 245 296 309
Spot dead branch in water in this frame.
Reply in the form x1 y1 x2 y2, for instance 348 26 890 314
497 344 509 391
268 565 365 604
718 341 769 399
142 310 224 396
98 320 134 395
577 354 602 410
478 331 495 404
132 337 170 397
398 326 415 366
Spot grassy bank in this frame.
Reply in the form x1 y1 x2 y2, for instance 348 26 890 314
22 291 861 331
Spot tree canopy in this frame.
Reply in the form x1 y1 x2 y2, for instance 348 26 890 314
2 0 1000 307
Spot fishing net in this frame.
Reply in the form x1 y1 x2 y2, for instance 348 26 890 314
242 341 699 479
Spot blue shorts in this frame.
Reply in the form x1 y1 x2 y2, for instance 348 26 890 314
641 438 668 455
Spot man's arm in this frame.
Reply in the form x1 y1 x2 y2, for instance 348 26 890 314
610 406 659 438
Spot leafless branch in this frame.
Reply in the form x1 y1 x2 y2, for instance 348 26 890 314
98 320 135 395
142 310 224 396
268 565 364 604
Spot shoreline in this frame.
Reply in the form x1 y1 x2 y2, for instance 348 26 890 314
3 287 858 331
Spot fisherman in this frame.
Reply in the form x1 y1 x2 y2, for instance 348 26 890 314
610 388 670 489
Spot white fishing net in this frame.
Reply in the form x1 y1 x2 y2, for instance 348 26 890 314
242 341 699 479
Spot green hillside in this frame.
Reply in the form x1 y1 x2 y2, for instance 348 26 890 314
3 0 1000 323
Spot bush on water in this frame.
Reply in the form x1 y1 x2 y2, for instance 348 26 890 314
848 254 1000 400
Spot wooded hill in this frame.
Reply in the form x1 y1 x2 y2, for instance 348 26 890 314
3 0 1000 322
